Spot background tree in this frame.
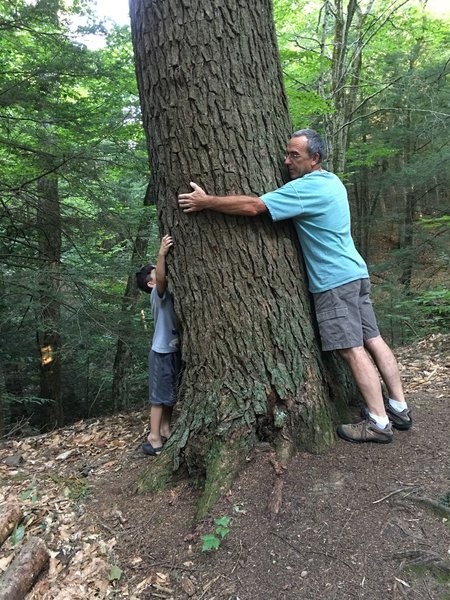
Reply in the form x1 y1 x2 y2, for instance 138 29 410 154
275 0 449 342
0 0 447 453
129 0 356 517
0 0 150 433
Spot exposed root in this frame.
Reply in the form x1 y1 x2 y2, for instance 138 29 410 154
406 495 450 520
195 435 253 521
268 477 284 514
134 450 174 494
395 549 450 581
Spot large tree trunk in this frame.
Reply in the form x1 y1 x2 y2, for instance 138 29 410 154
129 0 355 516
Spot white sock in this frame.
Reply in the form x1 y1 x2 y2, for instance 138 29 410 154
388 398 408 412
368 412 390 429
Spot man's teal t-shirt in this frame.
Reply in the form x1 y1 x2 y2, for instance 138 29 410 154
261 170 368 293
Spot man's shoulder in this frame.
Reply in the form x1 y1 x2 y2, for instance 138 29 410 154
297 170 345 190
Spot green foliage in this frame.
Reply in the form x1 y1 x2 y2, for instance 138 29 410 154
108 565 123 582
63 479 91 502
397 289 450 331
376 285 450 346
2 393 51 408
10 523 26 547
20 485 38 503
0 0 154 433
46 474 91 501
419 215 450 229
201 516 231 551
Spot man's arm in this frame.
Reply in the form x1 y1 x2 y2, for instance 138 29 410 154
155 234 173 297
178 182 267 216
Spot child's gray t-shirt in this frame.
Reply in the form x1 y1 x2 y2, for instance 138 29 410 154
150 287 180 353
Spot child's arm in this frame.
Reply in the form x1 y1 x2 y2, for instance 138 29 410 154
155 234 173 297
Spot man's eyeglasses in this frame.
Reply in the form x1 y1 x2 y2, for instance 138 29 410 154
285 152 302 160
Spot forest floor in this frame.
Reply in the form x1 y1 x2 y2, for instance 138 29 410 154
1 333 449 600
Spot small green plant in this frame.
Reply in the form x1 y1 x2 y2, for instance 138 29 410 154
201 516 231 551
47 474 91 502
20 484 38 503
10 523 25 547
63 478 91 502
108 565 123 582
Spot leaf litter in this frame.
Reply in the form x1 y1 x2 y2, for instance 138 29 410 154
0 333 449 599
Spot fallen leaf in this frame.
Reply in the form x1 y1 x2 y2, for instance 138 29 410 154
56 449 78 461
0 553 14 571
108 565 123 581
181 576 196 596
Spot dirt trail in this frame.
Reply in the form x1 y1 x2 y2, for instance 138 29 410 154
1 334 449 599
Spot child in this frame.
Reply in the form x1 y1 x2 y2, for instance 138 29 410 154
136 234 181 455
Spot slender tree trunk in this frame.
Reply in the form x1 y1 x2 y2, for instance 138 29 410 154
130 0 355 516
112 184 155 412
400 188 415 292
323 0 374 173
36 173 63 429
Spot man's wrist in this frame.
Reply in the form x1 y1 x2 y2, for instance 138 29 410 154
204 194 215 209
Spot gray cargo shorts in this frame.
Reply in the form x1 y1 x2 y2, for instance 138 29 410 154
312 278 380 351
148 350 181 406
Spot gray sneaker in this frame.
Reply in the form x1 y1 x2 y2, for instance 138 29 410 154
384 402 412 430
337 417 393 444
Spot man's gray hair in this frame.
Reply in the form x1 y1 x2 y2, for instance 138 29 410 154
291 129 326 162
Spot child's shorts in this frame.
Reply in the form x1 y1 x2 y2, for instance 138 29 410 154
312 278 380 351
148 350 181 406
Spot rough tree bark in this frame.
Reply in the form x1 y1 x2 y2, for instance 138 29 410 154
0 505 23 546
129 0 355 517
0 537 49 600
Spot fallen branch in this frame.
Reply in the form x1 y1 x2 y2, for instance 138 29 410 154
409 367 438 389
197 574 222 600
372 486 421 504
268 477 284 514
0 506 23 546
0 536 49 600
394 549 450 576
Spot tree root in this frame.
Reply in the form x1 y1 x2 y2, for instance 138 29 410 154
395 549 450 581
195 435 253 521
268 477 284 514
268 446 289 514
406 495 450 520
134 449 174 494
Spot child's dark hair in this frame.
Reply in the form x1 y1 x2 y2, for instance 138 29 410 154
136 263 155 294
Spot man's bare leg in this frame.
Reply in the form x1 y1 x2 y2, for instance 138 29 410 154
364 335 405 402
338 346 387 417
336 345 395 442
